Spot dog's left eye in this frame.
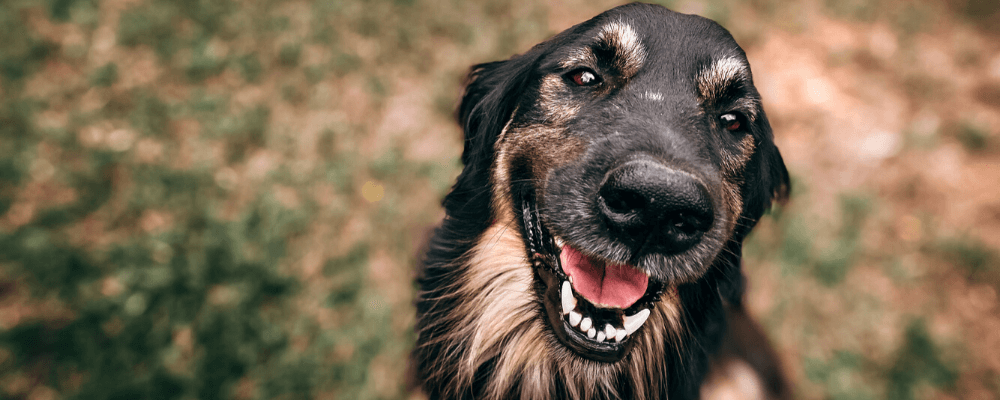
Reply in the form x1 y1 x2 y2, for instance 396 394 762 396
567 68 601 86
720 113 744 132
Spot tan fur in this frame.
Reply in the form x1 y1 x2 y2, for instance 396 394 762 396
502 123 588 189
697 57 760 122
697 57 747 97
538 75 582 125
560 47 598 70
596 21 646 78
422 222 688 400
720 135 756 178
492 116 519 222
719 134 756 228
493 76 587 201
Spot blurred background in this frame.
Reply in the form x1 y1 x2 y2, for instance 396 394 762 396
0 0 998 399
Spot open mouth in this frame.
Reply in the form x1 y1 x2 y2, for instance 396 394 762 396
520 195 674 362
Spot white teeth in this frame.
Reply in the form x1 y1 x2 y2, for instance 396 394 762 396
560 281 576 315
556 280 649 344
623 309 651 335
554 236 565 248
569 311 582 327
604 324 616 339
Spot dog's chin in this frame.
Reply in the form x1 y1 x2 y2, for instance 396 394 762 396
520 199 676 363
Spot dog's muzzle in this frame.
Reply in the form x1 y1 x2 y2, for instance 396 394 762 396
530 157 717 362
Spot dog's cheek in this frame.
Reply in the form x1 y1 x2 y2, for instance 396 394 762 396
537 75 581 126
719 134 756 233
517 128 587 181
491 76 590 210
497 73 589 192
514 77 592 195
490 123 588 223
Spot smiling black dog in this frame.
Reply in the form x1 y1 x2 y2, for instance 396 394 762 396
413 3 791 399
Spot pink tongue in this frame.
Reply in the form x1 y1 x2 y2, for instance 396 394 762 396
559 246 648 308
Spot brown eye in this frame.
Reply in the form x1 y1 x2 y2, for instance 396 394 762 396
568 69 601 86
720 113 742 132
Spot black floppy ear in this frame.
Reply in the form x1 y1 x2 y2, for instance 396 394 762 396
755 138 791 215
758 111 791 208
441 52 540 217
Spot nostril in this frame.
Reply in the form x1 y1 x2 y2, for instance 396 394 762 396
600 187 646 216
670 212 694 235
666 210 712 237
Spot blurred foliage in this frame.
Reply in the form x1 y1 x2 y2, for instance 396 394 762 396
952 122 991 153
933 236 1000 290
0 0 998 399
885 320 959 400
0 0 473 397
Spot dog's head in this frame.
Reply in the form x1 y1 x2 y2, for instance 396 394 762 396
448 2 788 365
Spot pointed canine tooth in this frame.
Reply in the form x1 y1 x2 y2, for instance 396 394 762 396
580 317 592 332
596 331 606 342
604 324 616 339
568 311 582 327
554 236 565 248
615 328 627 342
587 328 596 338
623 309 651 335
560 281 576 314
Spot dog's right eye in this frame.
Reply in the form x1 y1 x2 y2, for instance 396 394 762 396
567 68 602 87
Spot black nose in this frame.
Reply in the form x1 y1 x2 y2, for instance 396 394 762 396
597 160 714 254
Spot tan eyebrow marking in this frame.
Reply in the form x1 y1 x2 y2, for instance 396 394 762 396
559 47 597 70
697 56 760 122
697 56 748 98
596 20 646 78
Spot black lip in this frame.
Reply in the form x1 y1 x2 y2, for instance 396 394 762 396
519 193 667 363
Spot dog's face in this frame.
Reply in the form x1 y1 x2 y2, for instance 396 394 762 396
453 3 788 366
